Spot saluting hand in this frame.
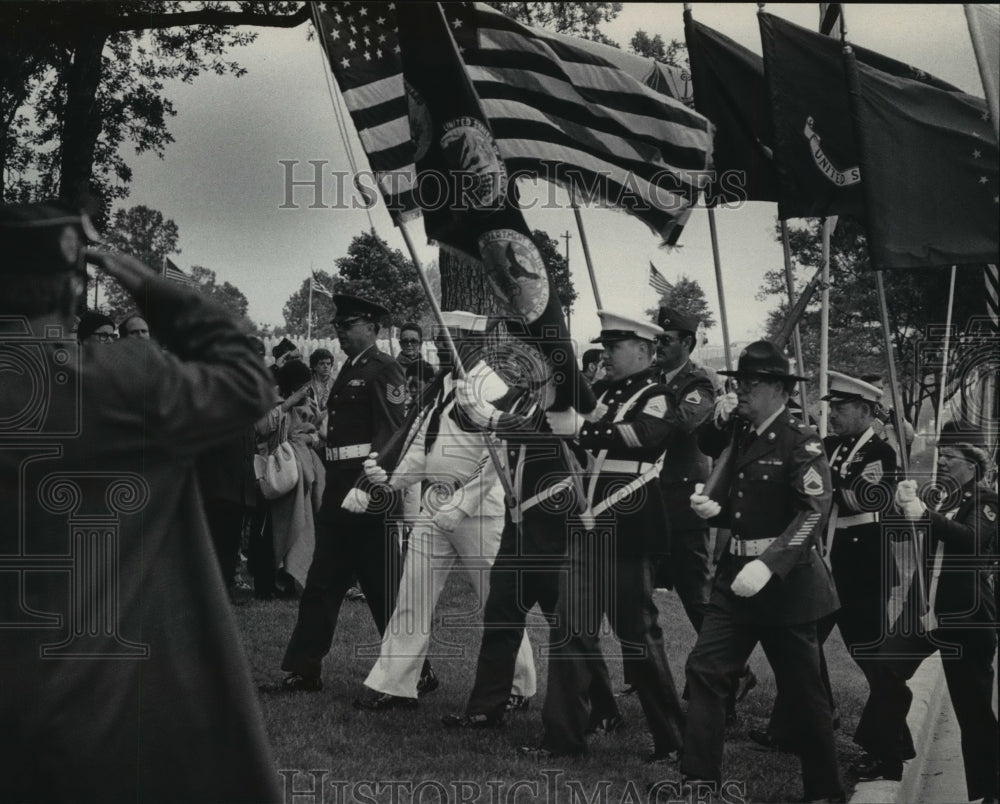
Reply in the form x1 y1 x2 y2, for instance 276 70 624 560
731 559 773 597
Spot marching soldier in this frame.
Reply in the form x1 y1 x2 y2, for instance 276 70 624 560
280 294 432 693
858 422 998 799
684 341 843 802
354 311 535 711
652 305 717 628
537 312 686 761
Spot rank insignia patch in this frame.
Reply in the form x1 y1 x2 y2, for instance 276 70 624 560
386 383 407 405
861 461 884 483
684 390 702 405
803 466 825 496
804 441 822 455
645 396 668 418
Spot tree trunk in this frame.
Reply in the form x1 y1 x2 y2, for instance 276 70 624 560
58 26 107 203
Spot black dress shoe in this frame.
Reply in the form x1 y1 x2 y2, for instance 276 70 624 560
748 728 794 753
441 712 502 729
585 714 626 736
417 666 439 697
280 673 323 692
616 684 637 697
851 755 902 782
504 694 530 712
353 691 418 711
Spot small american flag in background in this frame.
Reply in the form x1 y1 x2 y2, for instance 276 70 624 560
648 261 674 296
163 257 195 285
310 273 334 298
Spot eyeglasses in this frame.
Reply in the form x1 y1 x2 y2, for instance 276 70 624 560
399 338 420 346
95 331 118 342
333 316 366 330
734 378 764 391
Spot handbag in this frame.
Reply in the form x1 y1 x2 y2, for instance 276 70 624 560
254 415 299 499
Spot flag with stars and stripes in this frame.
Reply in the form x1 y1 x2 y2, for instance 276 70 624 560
162 257 195 285
315 1 713 246
648 261 674 296
844 48 999 270
310 273 334 298
986 264 999 330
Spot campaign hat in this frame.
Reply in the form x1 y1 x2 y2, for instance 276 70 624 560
718 340 808 381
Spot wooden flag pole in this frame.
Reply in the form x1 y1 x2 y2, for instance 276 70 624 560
396 220 516 506
818 217 834 436
707 208 733 372
779 220 811 413
306 273 314 344
570 187 603 311
931 266 957 483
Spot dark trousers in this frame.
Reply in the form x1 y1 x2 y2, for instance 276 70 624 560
465 520 619 724
203 499 245 589
281 505 403 680
866 626 998 801
682 597 844 801
669 527 713 633
542 528 684 756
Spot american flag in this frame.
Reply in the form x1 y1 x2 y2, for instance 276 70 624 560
315 1 713 246
162 257 195 286
987 264 999 332
648 261 674 296
310 273 334 298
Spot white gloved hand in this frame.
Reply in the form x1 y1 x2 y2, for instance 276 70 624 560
731 559 773 597
432 506 466 534
546 408 583 437
690 482 722 519
363 452 388 484
582 402 609 423
341 488 371 513
894 479 926 519
715 391 738 424
454 377 500 429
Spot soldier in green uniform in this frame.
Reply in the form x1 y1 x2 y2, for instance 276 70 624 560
280 294 419 692
683 341 843 803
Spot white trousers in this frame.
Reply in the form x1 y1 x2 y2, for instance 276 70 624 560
364 514 536 700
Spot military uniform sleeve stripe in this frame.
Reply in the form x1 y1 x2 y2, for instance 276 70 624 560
619 423 641 448
788 513 821 546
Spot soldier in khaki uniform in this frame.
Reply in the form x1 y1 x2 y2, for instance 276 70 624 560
684 341 843 803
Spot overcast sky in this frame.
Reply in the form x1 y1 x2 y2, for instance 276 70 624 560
121 3 987 349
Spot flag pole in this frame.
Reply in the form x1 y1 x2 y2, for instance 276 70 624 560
396 219 517 507
569 187 603 310
931 266 957 483
779 221 811 414
818 217 833 437
706 208 733 372
307 269 314 344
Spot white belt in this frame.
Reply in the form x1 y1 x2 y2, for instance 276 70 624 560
519 478 573 516
600 459 656 475
836 512 879 528
729 537 775 557
589 464 661 518
325 442 371 462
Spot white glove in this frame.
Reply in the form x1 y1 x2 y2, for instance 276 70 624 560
432 506 466 533
363 452 388 484
731 559 773 597
341 488 371 513
894 479 926 519
690 482 721 519
715 391 738 424
582 402 609 423
454 377 500 429
546 408 583 437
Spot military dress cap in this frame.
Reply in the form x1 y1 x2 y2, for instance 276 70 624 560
821 370 882 404
657 305 699 336
440 310 488 332
719 340 808 381
271 337 299 360
330 293 390 324
590 310 665 344
0 200 102 276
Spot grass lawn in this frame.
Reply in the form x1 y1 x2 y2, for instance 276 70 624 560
235 573 870 804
